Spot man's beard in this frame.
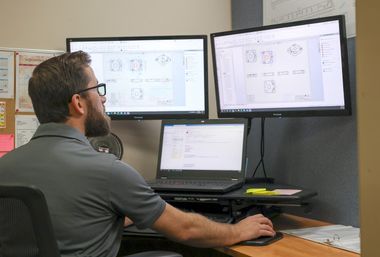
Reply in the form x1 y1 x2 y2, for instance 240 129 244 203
85 101 111 138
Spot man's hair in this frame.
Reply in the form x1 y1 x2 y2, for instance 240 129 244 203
28 51 91 123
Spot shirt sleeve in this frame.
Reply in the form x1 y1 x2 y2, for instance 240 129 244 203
108 160 166 229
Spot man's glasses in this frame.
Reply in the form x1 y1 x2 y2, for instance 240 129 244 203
75 83 106 97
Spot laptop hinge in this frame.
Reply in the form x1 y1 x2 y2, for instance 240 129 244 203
231 178 238 181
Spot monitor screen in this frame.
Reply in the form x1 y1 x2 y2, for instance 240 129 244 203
211 15 351 118
160 122 246 172
67 35 208 120
156 118 248 180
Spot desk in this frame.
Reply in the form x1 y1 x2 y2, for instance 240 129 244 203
125 183 318 236
158 182 317 203
217 214 359 257
158 182 317 221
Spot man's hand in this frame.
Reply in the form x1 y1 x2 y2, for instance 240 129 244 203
232 214 275 242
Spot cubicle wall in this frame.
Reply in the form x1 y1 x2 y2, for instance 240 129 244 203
231 0 358 226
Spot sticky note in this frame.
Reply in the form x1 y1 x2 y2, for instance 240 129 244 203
246 188 278 195
0 134 14 152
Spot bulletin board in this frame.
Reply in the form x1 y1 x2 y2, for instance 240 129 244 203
0 47 63 156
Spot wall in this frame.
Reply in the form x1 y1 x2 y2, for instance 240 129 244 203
0 0 231 179
231 0 358 226
357 1 380 256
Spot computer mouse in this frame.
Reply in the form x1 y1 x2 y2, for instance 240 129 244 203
239 232 283 246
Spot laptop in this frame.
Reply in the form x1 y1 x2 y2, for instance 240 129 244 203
148 119 248 193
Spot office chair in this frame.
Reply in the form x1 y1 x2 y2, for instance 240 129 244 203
0 185 182 257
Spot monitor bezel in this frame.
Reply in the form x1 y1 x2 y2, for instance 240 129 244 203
66 35 209 120
210 15 351 118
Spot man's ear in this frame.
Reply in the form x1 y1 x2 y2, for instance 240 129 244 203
69 94 86 116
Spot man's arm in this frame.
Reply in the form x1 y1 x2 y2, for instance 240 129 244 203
152 203 275 248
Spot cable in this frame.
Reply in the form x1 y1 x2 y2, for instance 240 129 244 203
252 117 268 180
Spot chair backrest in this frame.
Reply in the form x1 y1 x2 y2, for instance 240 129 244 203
0 184 61 257
0 185 182 257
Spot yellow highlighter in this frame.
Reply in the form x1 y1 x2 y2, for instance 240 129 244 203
246 188 278 195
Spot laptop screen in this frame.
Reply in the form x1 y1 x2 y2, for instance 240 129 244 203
157 119 248 179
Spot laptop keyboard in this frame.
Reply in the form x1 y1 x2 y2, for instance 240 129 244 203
154 179 234 187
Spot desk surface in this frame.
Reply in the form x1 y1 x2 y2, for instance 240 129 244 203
217 214 359 257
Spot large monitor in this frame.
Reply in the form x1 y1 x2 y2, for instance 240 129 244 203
211 15 351 118
67 35 208 120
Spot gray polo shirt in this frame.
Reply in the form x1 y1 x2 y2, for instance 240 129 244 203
0 123 166 257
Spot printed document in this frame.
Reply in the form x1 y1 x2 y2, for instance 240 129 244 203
282 224 360 253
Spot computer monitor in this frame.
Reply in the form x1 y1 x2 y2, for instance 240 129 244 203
67 35 208 120
211 15 351 118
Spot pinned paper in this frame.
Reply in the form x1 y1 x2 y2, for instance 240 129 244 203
0 101 5 128
0 134 14 157
0 51 15 99
15 115 39 148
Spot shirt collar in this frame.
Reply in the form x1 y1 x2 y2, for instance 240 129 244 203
32 122 90 145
